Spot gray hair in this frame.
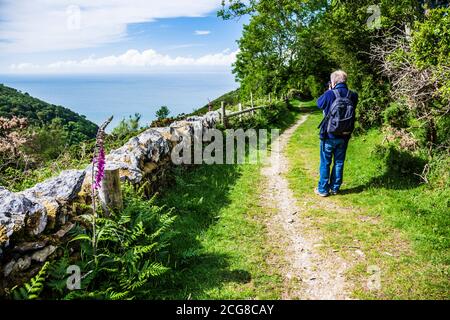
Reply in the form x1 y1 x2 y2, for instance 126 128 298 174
331 70 348 84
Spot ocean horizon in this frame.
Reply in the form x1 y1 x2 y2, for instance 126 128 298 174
0 72 238 129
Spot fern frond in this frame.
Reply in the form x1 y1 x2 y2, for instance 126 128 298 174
12 261 50 300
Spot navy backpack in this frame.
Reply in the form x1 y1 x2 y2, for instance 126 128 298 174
318 89 355 135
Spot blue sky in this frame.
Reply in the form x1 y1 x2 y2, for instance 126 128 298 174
0 1 248 74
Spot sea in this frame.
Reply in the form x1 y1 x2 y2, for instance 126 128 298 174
0 73 238 130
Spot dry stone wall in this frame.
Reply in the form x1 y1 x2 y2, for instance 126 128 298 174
0 111 220 294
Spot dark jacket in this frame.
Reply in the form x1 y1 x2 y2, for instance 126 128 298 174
317 82 358 140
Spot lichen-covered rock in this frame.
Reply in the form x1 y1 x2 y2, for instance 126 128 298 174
22 170 86 203
53 223 74 239
16 256 31 271
185 111 220 128
203 111 220 128
3 260 16 277
13 240 48 253
170 119 203 142
152 127 172 141
20 170 85 230
0 187 47 247
135 129 171 162
84 128 172 186
31 245 57 263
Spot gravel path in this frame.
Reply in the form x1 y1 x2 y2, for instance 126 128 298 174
261 115 352 300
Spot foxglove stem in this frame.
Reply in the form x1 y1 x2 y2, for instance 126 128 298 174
90 116 112 261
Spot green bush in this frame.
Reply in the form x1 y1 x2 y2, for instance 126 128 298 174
305 75 322 99
111 113 142 140
383 102 410 128
373 143 426 181
23 118 69 162
356 75 390 129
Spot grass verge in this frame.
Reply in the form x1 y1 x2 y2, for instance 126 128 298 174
285 101 449 299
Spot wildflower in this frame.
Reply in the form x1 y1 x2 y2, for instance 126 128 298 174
92 146 105 190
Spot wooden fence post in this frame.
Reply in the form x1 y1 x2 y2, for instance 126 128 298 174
251 92 255 116
238 103 243 121
98 168 123 216
221 101 227 127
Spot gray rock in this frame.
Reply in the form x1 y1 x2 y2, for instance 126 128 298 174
31 245 57 263
136 129 170 162
22 170 86 203
0 187 47 247
13 240 48 253
16 256 31 271
3 260 16 277
53 223 74 239
89 128 172 184
18 170 85 232
202 111 220 128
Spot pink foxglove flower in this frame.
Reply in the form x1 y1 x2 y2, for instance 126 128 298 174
92 146 105 190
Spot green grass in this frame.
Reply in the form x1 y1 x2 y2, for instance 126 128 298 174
286 101 450 299
152 163 283 299
150 104 302 299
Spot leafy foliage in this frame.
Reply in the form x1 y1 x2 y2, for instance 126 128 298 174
44 186 176 299
220 0 449 151
0 84 98 144
110 113 143 143
12 262 50 300
383 102 410 129
155 106 170 120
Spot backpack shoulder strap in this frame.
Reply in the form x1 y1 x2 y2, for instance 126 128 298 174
333 89 340 99
345 90 351 98
317 90 340 129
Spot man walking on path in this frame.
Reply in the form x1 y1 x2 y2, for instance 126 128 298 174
315 70 358 197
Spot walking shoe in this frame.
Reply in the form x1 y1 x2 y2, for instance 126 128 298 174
330 190 338 195
314 188 329 197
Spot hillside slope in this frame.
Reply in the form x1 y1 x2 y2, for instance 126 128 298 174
191 88 241 115
0 84 98 141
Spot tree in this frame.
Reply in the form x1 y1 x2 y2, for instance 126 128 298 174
155 106 170 120
111 113 141 140
24 118 69 162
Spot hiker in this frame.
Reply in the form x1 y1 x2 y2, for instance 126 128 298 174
315 70 358 197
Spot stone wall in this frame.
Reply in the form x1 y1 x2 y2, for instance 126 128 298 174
0 111 220 295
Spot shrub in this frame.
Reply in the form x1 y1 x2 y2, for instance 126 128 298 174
356 75 390 129
383 102 410 128
305 75 322 99
24 119 69 162
111 113 142 140
373 143 426 182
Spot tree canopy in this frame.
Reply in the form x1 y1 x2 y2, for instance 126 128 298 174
219 0 449 148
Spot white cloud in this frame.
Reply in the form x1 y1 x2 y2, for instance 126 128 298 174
10 63 40 71
9 48 238 73
0 0 222 53
195 30 211 36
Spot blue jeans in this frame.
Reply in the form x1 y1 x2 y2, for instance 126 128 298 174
318 138 348 194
